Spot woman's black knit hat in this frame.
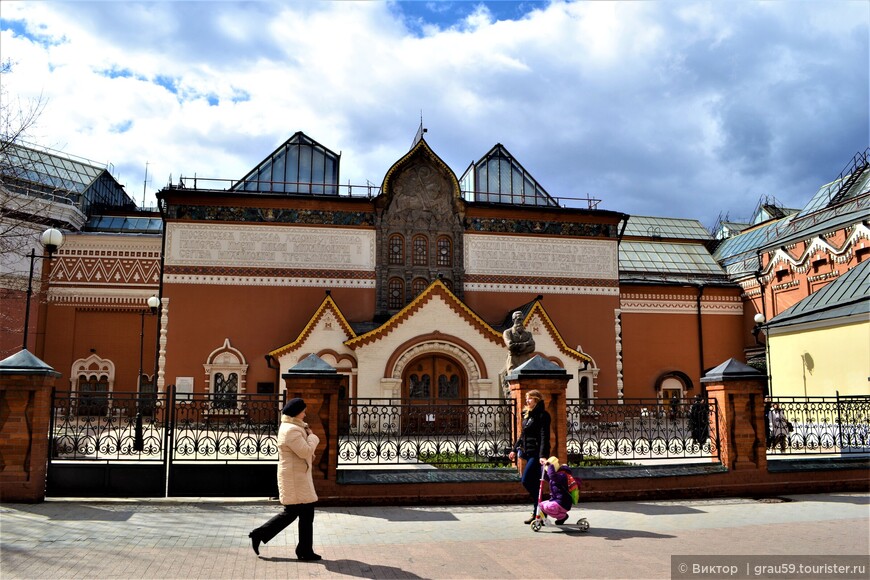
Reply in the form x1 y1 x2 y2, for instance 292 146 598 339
282 397 306 417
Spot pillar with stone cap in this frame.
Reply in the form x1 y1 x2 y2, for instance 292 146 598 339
282 354 346 487
505 355 571 472
701 358 767 472
0 349 61 503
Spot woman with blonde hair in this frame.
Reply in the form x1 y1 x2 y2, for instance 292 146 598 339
508 389 551 524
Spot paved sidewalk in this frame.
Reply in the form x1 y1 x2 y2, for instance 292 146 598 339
1 493 868 579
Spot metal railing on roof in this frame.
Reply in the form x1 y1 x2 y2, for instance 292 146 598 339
170 175 607 210
174 176 381 198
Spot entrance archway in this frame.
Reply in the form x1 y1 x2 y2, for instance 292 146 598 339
401 353 467 433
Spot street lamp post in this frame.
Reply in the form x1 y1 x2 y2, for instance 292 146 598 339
137 296 162 397
134 295 161 451
22 228 65 351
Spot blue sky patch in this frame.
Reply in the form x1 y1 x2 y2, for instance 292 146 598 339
98 67 135 79
154 75 179 95
393 1 543 35
1 18 64 48
110 120 133 133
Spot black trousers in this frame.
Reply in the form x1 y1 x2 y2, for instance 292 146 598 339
251 502 315 554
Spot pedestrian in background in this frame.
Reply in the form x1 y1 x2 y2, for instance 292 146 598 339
249 397 322 561
509 389 551 524
768 401 789 453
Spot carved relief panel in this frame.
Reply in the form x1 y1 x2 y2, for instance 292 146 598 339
376 144 466 317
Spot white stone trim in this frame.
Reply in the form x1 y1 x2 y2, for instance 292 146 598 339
619 299 743 315
391 341 482 382
614 309 623 400
379 378 401 398
464 282 618 295
47 287 160 305
163 274 375 288
69 353 115 393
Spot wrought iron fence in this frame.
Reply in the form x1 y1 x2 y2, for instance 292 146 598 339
338 398 516 467
50 390 168 461
171 392 284 461
566 398 721 463
50 390 286 462
767 395 870 456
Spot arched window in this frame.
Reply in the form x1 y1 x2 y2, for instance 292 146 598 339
412 235 428 266
412 277 428 296
388 278 405 309
213 372 239 409
436 236 452 267
70 354 115 416
204 339 248 410
388 234 404 265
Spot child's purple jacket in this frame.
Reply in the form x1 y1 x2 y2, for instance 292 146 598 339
543 464 573 510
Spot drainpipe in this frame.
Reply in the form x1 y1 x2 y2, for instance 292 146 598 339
754 249 772 395
265 354 280 394
753 249 768 324
695 283 705 380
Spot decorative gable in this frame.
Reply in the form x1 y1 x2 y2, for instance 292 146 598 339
269 294 357 359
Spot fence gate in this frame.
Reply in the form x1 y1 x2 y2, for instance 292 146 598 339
47 388 286 497
167 389 284 497
47 390 169 497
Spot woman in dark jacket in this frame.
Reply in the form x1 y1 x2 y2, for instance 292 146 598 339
508 389 551 524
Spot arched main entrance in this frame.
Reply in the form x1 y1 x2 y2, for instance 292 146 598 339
401 353 467 433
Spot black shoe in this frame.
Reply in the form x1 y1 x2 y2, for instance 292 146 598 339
248 532 261 555
523 514 535 525
296 551 322 561
555 517 568 525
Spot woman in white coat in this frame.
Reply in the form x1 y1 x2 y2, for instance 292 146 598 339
249 397 322 560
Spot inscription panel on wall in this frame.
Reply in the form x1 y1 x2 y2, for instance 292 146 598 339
463 233 618 279
166 223 375 270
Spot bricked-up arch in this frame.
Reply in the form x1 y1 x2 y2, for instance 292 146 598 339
374 138 466 317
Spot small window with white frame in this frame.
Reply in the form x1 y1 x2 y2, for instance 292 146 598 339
204 338 248 410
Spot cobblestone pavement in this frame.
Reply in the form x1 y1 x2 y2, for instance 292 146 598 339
1 493 867 579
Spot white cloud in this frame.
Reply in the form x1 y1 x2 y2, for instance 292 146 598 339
1 0 866 227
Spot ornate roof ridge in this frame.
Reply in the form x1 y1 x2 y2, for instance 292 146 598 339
269 294 356 358
345 279 503 349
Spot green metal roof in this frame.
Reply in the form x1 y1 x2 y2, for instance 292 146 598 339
622 215 712 240
767 260 869 329
620 241 726 276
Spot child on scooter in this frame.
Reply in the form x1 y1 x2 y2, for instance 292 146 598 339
539 456 573 525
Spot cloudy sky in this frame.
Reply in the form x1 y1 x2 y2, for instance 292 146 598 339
2 1 867 229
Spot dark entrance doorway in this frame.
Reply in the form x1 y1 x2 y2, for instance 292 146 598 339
401 353 467 434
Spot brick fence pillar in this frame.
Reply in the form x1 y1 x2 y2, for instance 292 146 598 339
701 358 767 472
506 355 571 473
0 349 61 503
282 354 345 493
